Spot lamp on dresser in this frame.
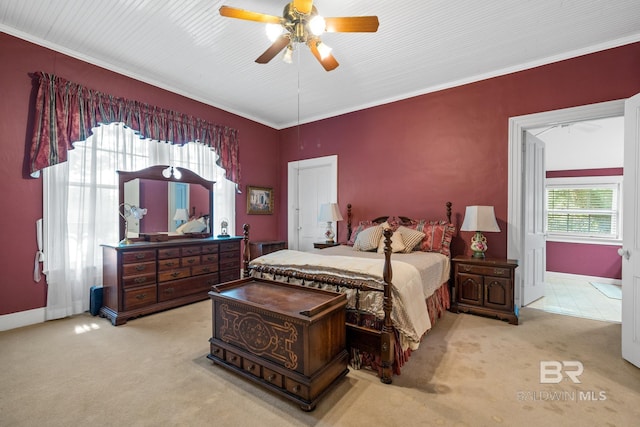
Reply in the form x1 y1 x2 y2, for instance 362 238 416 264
460 205 500 258
173 208 189 226
318 203 343 243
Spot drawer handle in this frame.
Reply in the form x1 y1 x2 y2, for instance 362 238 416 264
494 268 506 275
186 259 195 264
229 355 237 362
164 287 174 294
201 268 211 273
292 385 300 393
267 374 276 382
165 261 176 267
248 364 256 371
135 265 146 271
134 277 147 284
212 348 221 355
171 272 181 278
461 265 472 272
135 253 145 260
135 293 147 300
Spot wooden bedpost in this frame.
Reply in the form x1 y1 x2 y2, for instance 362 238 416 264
346 203 352 243
380 227 395 384
242 223 251 278
446 201 452 223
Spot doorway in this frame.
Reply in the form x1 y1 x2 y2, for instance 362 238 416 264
507 99 624 309
525 116 623 322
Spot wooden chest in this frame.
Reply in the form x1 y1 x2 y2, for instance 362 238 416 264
208 278 348 411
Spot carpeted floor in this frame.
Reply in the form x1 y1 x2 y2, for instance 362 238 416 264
1 301 638 426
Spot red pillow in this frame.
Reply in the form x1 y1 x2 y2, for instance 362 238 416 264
406 220 456 256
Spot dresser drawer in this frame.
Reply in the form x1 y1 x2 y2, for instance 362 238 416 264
158 267 191 282
122 273 156 288
181 255 201 267
123 284 157 310
158 247 180 259
219 269 240 283
457 263 512 278
192 264 218 276
158 274 217 301
201 253 219 265
181 246 202 256
122 250 156 264
158 258 180 271
122 261 156 277
202 244 219 254
225 349 243 368
220 241 240 253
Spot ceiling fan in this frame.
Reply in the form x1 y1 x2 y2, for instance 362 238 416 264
219 0 379 71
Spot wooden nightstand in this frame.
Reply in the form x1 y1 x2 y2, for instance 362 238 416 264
451 256 519 325
313 242 340 249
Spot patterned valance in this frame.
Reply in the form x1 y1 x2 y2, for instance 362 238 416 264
29 72 240 183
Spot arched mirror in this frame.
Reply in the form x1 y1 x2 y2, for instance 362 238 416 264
118 165 215 242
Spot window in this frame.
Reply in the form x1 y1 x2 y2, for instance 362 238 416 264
545 176 622 243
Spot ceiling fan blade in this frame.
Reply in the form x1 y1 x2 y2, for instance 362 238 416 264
219 5 282 24
308 41 339 71
324 16 379 33
255 35 291 64
292 0 314 15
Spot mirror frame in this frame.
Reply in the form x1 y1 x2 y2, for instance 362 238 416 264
118 165 215 241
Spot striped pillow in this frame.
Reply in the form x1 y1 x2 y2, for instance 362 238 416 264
397 226 426 253
353 225 384 251
377 230 406 253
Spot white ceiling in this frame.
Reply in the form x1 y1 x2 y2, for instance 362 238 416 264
1 1 639 129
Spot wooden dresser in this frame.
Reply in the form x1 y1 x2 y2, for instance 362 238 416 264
101 237 242 325
451 256 519 325
208 278 349 411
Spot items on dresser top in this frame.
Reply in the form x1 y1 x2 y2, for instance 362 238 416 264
101 237 241 325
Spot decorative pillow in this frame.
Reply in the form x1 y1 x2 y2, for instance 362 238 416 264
377 230 406 253
407 220 456 256
347 220 376 246
353 224 384 251
396 225 426 253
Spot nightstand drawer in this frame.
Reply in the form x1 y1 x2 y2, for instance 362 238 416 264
457 263 512 278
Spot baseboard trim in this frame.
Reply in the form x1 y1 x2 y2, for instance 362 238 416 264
0 307 46 332
546 271 622 286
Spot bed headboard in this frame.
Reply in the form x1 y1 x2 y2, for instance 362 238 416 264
345 202 452 242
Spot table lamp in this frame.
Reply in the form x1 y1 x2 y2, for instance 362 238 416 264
318 203 343 243
460 205 500 258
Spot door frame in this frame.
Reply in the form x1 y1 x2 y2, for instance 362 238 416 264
508 99 624 307
287 155 338 250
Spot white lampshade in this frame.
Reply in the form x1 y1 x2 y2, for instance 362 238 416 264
318 203 344 222
173 208 189 222
460 206 500 232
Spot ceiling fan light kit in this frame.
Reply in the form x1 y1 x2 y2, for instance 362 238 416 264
219 0 379 71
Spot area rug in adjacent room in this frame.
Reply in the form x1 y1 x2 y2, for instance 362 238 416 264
590 282 622 299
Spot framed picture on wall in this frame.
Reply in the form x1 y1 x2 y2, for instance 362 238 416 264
247 185 273 215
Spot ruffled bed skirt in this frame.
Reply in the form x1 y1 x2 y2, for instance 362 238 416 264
348 282 451 376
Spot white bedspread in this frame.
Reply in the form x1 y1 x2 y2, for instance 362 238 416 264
249 247 450 350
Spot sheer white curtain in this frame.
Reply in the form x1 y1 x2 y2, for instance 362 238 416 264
42 123 235 320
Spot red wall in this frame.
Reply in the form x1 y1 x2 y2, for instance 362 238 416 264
277 43 640 259
0 32 281 315
2 31 639 317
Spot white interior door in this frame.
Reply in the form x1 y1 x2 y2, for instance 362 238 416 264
522 131 547 306
288 155 338 251
621 92 640 368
